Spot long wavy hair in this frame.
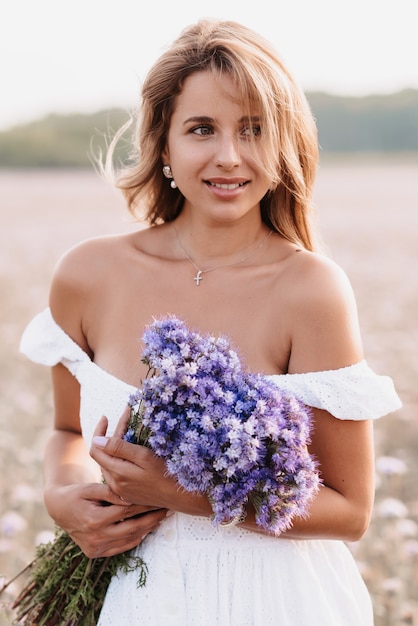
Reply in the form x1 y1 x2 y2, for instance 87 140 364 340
105 19 321 251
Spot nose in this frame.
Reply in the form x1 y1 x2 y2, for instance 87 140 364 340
215 133 240 170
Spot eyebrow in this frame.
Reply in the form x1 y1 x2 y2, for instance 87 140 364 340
183 115 261 126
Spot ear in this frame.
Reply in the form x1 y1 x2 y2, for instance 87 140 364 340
161 145 170 164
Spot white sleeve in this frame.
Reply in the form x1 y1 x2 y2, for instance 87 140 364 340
267 361 402 420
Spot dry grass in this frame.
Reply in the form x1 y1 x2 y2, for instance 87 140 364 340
0 159 417 624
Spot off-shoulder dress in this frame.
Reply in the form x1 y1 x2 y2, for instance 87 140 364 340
20 308 401 626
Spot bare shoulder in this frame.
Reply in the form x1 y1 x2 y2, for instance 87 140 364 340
279 249 363 372
49 232 140 349
288 249 357 310
51 234 127 294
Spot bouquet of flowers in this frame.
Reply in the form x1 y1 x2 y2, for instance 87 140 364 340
128 316 320 532
1 316 319 625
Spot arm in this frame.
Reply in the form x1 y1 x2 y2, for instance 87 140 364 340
44 246 168 558
270 253 375 540
280 409 374 540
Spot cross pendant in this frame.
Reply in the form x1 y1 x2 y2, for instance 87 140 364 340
194 270 203 286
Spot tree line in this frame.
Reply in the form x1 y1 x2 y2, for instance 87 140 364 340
0 89 417 167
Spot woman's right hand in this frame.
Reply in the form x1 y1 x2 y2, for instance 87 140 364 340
44 481 169 558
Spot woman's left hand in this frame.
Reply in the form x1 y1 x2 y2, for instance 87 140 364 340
90 408 179 510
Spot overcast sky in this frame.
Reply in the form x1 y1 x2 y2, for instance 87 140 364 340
2 0 417 130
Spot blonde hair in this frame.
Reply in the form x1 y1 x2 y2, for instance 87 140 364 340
107 19 320 251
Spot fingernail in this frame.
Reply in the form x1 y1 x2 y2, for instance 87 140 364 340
165 510 175 518
92 436 109 447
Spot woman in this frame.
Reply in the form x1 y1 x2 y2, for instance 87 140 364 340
21 19 401 625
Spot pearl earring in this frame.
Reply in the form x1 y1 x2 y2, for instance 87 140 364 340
162 165 177 189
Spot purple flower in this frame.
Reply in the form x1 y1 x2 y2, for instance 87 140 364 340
126 316 320 535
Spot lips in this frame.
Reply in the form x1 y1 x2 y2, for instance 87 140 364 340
206 180 248 190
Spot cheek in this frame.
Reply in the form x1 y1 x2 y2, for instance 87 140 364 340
173 147 208 176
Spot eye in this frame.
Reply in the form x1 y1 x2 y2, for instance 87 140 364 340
241 124 262 138
190 124 214 136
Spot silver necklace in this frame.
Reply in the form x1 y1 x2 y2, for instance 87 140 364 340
173 224 273 286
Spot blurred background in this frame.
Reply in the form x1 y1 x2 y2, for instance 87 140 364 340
1 1 417 624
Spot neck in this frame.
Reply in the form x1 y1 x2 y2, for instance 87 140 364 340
172 218 269 267
172 221 273 286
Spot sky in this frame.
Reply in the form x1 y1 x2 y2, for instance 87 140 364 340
1 0 417 130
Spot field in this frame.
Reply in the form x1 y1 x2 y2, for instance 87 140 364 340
0 158 417 624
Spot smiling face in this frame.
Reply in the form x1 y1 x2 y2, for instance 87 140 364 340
162 70 272 226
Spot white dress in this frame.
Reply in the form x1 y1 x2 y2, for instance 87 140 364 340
20 309 402 626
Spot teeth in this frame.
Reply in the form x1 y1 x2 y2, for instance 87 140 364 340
210 182 244 189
